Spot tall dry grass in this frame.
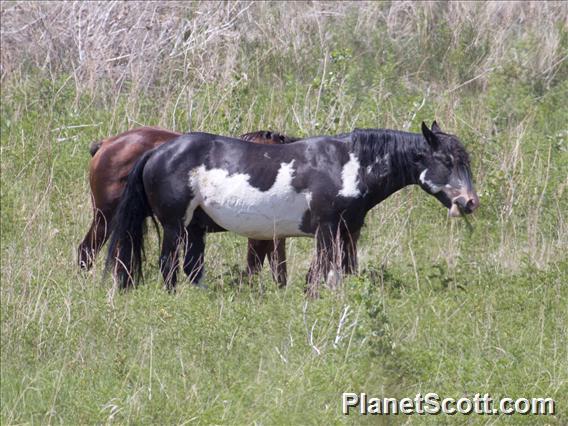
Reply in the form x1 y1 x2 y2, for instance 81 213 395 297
1 1 566 273
2 1 566 92
1 3 567 423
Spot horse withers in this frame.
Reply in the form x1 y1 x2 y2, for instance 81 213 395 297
106 121 479 296
78 127 298 286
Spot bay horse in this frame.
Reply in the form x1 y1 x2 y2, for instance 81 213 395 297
106 122 479 296
78 127 298 285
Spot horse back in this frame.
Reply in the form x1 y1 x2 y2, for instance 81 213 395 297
142 132 358 238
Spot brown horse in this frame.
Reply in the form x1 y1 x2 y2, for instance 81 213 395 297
78 127 299 286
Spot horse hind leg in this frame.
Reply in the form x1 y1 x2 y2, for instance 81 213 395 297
268 238 287 288
183 225 206 287
160 225 183 292
78 209 110 270
159 191 201 291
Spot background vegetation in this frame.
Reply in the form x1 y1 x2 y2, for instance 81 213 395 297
1 1 567 424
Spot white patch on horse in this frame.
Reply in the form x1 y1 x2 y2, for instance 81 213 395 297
338 153 361 198
187 161 312 239
367 153 390 177
419 169 443 193
183 195 200 226
375 153 390 165
306 192 313 210
377 153 390 177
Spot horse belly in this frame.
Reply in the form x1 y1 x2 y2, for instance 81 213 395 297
201 193 311 239
189 164 312 239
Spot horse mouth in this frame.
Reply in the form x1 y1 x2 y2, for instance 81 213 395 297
448 203 462 217
449 195 478 217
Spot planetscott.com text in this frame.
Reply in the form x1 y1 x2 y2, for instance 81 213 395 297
342 393 556 416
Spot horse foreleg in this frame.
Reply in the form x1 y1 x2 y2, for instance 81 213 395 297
341 229 360 275
306 226 340 298
183 225 206 287
78 209 109 270
268 238 287 287
160 225 182 292
246 239 270 277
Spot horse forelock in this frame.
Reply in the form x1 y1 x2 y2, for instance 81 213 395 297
435 132 471 168
448 139 471 167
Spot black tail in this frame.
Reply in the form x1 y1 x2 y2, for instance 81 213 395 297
105 150 155 288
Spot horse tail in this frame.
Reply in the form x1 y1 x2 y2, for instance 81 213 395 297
89 140 103 156
105 149 155 288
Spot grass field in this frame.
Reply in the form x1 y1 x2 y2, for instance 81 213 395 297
1 2 567 424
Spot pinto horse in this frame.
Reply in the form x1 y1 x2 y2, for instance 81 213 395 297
78 127 298 285
106 122 479 295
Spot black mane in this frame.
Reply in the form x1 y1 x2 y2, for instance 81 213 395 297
350 127 471 169
350 128 425 163
349 129 427 185
240 130 300 144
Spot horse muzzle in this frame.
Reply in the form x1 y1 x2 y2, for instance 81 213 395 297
449 193 479 217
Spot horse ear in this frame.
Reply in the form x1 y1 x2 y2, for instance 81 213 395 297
431 120 442 133
421 121 440 150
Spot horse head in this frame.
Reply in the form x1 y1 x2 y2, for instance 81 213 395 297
417 121 479 217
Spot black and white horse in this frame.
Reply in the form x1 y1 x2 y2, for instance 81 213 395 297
106 122 478 295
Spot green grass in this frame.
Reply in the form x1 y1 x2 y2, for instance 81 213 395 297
1 2 567 424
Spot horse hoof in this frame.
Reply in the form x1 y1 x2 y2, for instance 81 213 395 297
193 281 208 290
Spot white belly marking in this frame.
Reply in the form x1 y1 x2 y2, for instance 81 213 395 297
187 161 312 239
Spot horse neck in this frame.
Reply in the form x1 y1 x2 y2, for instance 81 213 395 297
353 130 424 208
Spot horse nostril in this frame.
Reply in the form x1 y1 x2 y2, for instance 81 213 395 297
466 198 477 212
